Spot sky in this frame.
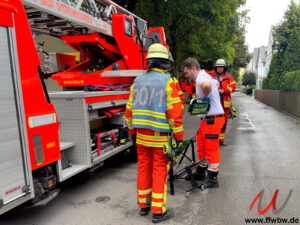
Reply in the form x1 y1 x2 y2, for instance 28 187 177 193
244 0 292 52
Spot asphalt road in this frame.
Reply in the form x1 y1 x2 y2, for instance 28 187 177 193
1 92 300 225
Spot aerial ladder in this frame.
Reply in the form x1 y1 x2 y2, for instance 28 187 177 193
23 0 167 87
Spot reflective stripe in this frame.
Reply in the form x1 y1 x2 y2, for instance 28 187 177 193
138 188 152 195
133 111 167 119
152 192 164 199
163 183 168 213
133 109 166 117
28 113 57 128
138 198 147 203
127 102 133 108
151 201 164 207
150 68 168 74
208 167 219 172
172 125 183 133
219 133 225 140
209 163 220 168
224 101 231 108
137 133 168 141
208 163 220 171
137 139 168 147
167 97 181 104
133 119 170 129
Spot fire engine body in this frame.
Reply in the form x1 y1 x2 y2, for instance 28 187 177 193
0 0 166 215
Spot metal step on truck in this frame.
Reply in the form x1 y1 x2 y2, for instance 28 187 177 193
0 0 168 215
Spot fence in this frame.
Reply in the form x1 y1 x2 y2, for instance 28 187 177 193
254 90 300 118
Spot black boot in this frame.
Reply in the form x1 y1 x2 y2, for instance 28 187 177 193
140 207 150 216
185 166 207 181
201 171 219 189
219 140 226 146
152 209 174 223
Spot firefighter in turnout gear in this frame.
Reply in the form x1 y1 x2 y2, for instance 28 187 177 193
182 57 224 189
125 43 184 223
209 59 236 145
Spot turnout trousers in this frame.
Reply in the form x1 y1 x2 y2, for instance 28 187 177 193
196 116 225 171
137 144 170 214
219 108 230 141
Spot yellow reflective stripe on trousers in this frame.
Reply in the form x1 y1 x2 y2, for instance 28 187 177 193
138 198 147 203
163 183 168 213
152 192 164 199
138 188 152 195
133 119 170 129
162 162 170 213
151 201 164 207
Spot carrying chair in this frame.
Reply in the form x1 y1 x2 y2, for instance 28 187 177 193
165 98 210 196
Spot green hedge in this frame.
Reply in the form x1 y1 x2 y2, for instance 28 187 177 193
243 85 256 95
282 70 300 91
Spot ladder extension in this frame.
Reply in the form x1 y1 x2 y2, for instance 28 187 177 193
23 0 146 36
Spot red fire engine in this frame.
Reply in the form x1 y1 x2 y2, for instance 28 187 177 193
0 0 167 215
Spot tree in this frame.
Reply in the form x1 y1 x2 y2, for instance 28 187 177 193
228 68 240 83
283 28 300 73
232 27 251 69
263 52 285 90
274 1 300 52
113 0 138 12
133 0 248 75
263 1 300 90
242 71 256 86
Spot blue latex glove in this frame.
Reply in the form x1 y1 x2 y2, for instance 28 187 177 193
201 95 210 103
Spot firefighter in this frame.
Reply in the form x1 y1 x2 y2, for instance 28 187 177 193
209 59 236 145
125 43 184 223
182 57 224 189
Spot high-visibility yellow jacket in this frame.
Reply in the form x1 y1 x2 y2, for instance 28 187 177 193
126 68 184 147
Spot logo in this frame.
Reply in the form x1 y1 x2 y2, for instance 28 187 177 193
250 189 293 215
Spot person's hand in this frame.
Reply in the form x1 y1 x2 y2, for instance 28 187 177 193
201 96 210 103
219 89 225 94
130 135 136 144
174 140 185 156
176 140 184 149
